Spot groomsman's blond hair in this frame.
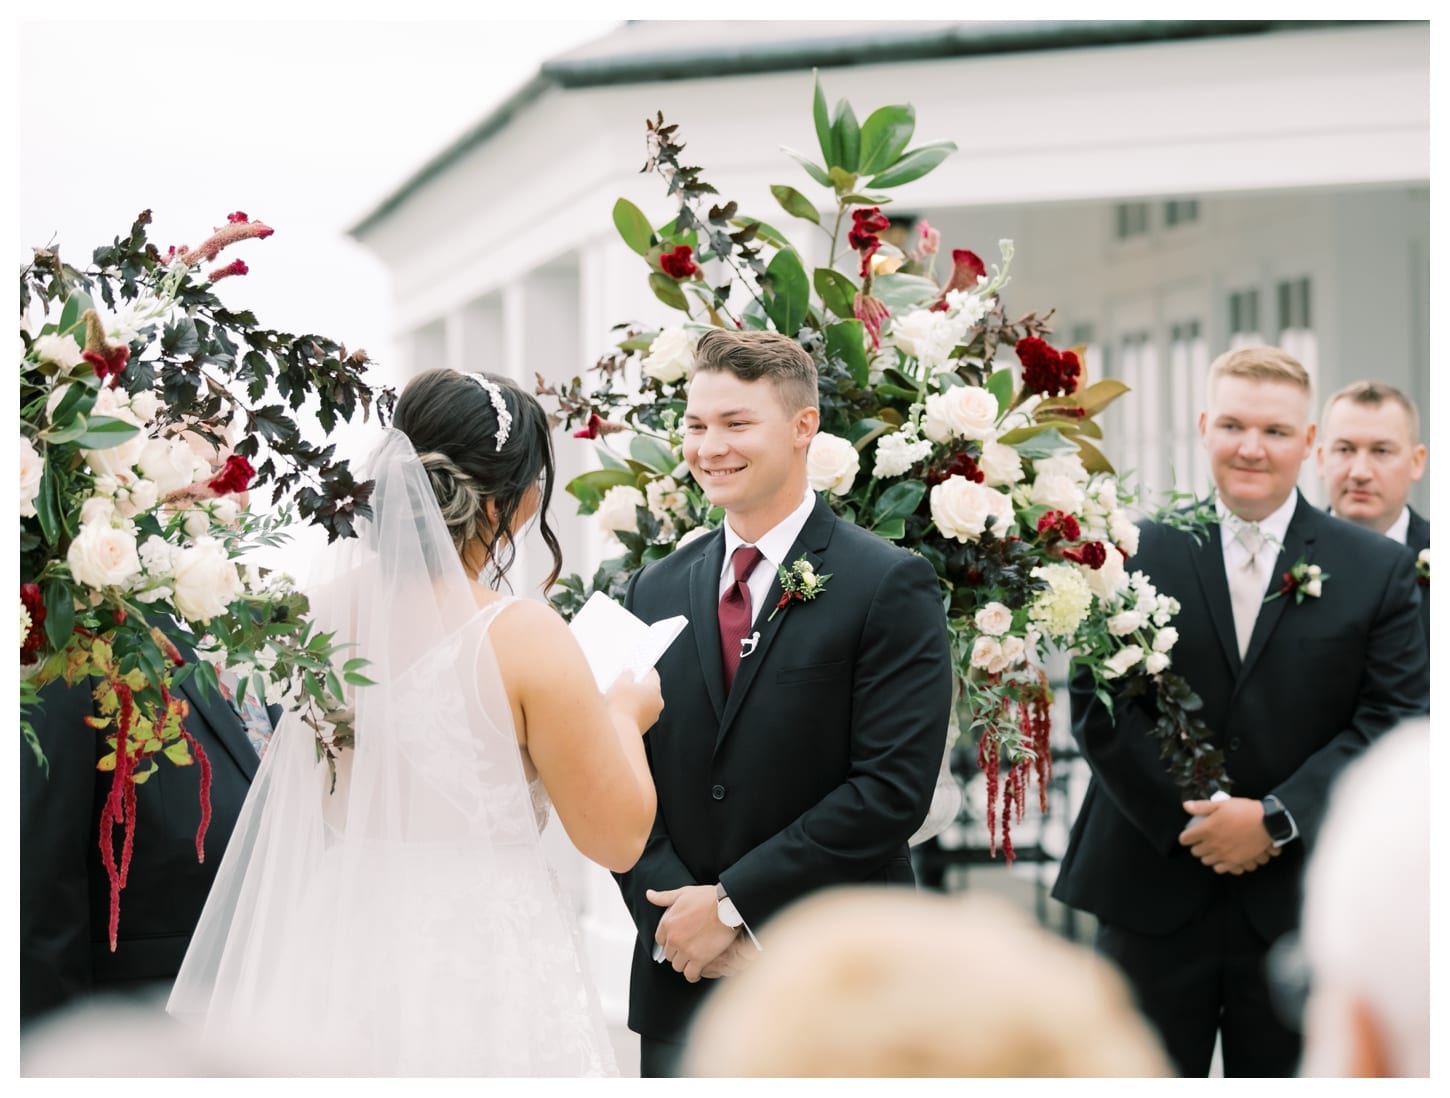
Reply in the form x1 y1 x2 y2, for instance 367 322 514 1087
1208 345 1312 394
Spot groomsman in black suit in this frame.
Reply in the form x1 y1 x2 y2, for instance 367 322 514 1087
20 638 270 1025
1317 380 1430 640
617 329 953 1077
1052 346 1428 1077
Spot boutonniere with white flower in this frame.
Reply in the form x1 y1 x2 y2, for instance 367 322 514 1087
1416 548 1429 586
768 557 831 621
1265 559 1327 604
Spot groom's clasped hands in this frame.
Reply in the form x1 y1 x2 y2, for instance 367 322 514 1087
647 886 756 984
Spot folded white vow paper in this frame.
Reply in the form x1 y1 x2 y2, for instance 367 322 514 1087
569 591 687 691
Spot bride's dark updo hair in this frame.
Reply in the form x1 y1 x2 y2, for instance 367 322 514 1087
392 368 562 589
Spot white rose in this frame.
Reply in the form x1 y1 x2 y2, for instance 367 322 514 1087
1102 644 1145 680
1152 627 1179 653
171 537 242 624
996 635 1026 671
115 478 159 519
1084 548 1130 600
183 508 211 540
1143 651 1171 675
645 476 689 521
977 440 1024 488
82 430 147 481
1418 548 1429 567
127 391 162 424
674 525 712 551
1109 511 1141 558
597 485 646 535
1029 473 1086 515
930 477 1015 543
970 635 1003 671
1035 453 1090 484
207 497 241 528
923 385 998 442
871 431 933 479
66 520 142 590
640 327 697 384
33 334 85 371
806 433 860 496
139 437 200 496
1108 610 1144 636
80 495 116 527
974 601 1013 637
19 437 43 517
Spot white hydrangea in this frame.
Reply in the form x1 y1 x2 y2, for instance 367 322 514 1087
1028 563 1095 639
871 431 933 479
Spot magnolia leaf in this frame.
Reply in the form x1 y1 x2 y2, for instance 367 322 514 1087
763 249 810 338
1074 378 1132 418
34 465 61 543
866 141 957 189
594 445 629 471
812 70 835 168
648 271 690 313
72 415 142 450
782 146 832 189
858 104 916 176
42 578 74 652
871 273 939 311
813 268 857 321
48 380 96 428
566 468 639 505
826 166 858 193
986 368 1016 417
831 99 861 173
874 480 926 523
58 291 95 336
839 192 894 206
824 320 869 387
613 198 655 256
998 424 1080 458
1074 437 1116 475
770 184 821 225
344 671 378 687
629 435 680 476
873 517 907 541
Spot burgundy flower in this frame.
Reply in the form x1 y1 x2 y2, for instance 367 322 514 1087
226 211 250 223
848 207 892 278
853 292 890 350
21 583 46 662
1016 337 1081 397
1036 510 1080 542
207 259 249 282
81 309 130 387
930 248 988 312
207 454 255 497
1061 540 1108 569
659 245 699 280
912 220 941 260
928 452 985 487
573 413 603 439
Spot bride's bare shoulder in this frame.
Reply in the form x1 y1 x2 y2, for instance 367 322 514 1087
469 587 566 638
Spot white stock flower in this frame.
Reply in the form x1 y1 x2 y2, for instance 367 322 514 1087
139 437 200 496
20 438 43 517
1152 594 1181 627
1029 473 1086 515
21 600 32 642
1035 453 1089 484
974 601 1013 637
138 535 181 577
597 485 647 535
930 477 1014 543
890 309 964 374
1107 610 1144 636
640 327 697 384
1152 627 1179 653
1102 645 1145 680
1109 511 1141 557
921 385 998 443
674 525 711 551
806 432 860 495
871 431 932 479
171 537 242 624
1143 651 1171 675
33 334 85 371
645 476 689 521
943 289 991 329
67 520 142 590
977 440 1024 488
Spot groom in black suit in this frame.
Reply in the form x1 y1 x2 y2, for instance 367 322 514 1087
618 329 953 1077
1317 380 1430 642
1052 346 1428 1077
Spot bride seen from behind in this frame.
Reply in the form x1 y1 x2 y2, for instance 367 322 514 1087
167 368 661 1076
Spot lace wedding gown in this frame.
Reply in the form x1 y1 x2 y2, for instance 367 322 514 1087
168 433 615 1077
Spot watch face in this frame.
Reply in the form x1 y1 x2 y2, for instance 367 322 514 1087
1264 809 1292 842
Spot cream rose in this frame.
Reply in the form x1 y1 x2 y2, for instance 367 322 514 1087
640 327 697 384
673 525 712 551
1152 627 1179 653
1143 651 1171 675
171 537 242 624
20 437 43 517
139 437 203 496
67 520 142 590
33 334 85 371
1102 645 1145 680
597 485 647 535
930 477 1015 543
1107 610 1144 636
922 384 998 443
806 432 860 496
974 601 1013 637
970 635 1003 672
977 440 1024 488
114 478 159 519
1029 473 1086 515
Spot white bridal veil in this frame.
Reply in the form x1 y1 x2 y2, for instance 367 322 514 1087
168 429 614 1076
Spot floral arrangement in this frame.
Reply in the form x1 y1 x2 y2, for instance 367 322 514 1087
19 210 391 944
539 77 1229 860
1416 548 1429 586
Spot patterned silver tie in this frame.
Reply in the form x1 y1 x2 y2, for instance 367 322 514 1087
1228 518 1267 659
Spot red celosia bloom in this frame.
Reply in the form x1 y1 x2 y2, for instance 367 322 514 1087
1016 337 1081 397
928 452 985 487
573 413 603 439
1036 510 1080 542
1061 540 1108 569
853 292 890 349
81 309 130 386
226 211 249 223
20 583 45 662
208 259 249 282
208 454 255 497
659 244 698 279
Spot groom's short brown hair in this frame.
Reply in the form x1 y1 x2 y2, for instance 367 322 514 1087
691 329 819 413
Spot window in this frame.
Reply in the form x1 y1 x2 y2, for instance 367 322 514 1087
1276 276 1318 377
1227 288 1262 349
1116 330 1162 496
1115 202 1150 240
1168 319 1208 494
1164 199 1200 227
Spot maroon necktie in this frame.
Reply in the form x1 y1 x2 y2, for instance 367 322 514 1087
718 546 765 692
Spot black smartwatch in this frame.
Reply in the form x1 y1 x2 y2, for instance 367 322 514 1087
1261 794 1294 846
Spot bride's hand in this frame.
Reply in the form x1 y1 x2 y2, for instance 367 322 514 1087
605 668 664 734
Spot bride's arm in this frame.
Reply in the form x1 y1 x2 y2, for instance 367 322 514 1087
491 600 659 873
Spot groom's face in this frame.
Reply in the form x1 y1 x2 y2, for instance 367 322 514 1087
683 369 816 524
1199 373 1315 521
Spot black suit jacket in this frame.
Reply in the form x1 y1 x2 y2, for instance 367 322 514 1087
1407 506 1430 643
1052 495 1427 945
20 662 262 1023
616 494 953 1040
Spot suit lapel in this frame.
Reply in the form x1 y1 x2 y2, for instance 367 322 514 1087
177 672 259 781
714 497 836 752
689 532 728 721
1190 520 1242 673
1238 496 1318 686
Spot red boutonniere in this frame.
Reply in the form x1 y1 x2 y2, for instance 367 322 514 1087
1265 558 1327 605
1416 548 1429 586
768 557 831 622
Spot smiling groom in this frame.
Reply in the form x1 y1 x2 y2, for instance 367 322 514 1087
616 329 953 1077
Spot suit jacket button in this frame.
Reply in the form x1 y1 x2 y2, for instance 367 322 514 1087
711 784 726 801
1228 737 1241 751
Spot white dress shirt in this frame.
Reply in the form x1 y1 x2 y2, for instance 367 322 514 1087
718 489 817 627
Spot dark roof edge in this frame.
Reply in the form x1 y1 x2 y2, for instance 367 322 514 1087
350 19 1409 238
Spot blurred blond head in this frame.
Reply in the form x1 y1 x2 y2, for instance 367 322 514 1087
685 887 1170 1078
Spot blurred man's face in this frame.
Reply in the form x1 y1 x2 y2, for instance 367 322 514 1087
1199 375 1315 522
1317 398 1425 535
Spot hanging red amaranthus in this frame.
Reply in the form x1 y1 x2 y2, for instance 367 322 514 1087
977 671 1055 866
